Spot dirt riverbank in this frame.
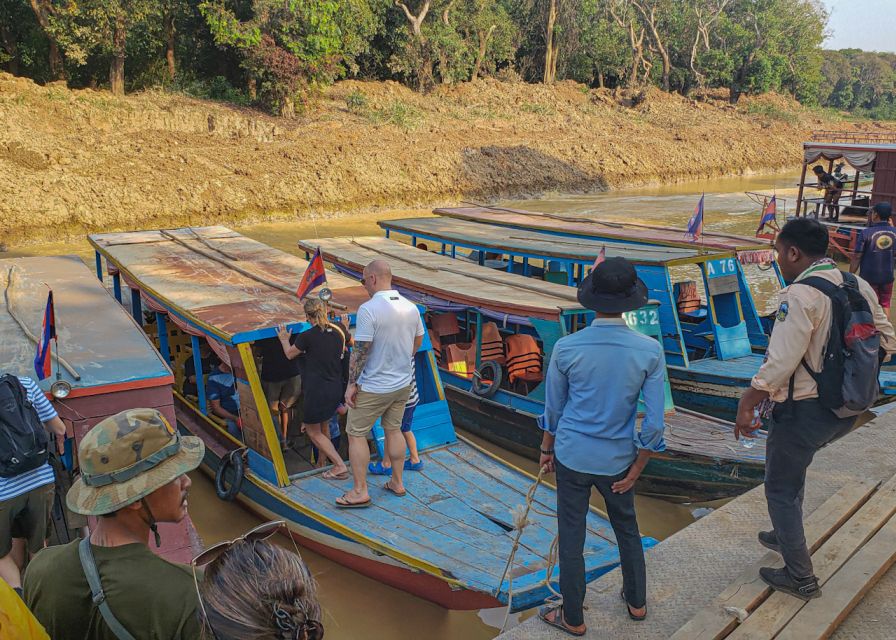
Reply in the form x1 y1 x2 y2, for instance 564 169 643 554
0 72 889 246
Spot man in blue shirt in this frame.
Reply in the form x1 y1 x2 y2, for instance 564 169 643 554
538 258 666 635
207 359 241 439
851 202 896 313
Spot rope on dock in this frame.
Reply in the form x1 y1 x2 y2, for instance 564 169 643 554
498 465 562 632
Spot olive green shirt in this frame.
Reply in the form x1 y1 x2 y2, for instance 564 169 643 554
24 539 201 640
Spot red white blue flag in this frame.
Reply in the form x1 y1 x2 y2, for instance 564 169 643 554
34 290 55 381
685 194 704 242
296 247 327 299
756 195 778 236
592 245 606 269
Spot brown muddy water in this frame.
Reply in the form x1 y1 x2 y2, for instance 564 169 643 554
6 170 798 639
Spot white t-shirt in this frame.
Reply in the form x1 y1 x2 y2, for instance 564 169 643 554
355 290 424 393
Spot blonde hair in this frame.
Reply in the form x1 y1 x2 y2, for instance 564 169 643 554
302 298 330 328
199 540 322 640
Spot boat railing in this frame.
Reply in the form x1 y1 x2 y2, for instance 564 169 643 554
810 130 896 144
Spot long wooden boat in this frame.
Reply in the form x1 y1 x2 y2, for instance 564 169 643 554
87 226 647 611
0 256 199 562
300 236 767 503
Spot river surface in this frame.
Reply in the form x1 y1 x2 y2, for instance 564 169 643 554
6 169 799 639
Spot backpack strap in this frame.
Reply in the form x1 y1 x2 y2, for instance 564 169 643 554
78 537 137 640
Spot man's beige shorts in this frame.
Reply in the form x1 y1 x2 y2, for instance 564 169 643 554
346 386 411 437
261 375 302 409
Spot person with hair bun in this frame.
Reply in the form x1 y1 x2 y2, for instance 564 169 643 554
277 299 350 479
195 521 323 640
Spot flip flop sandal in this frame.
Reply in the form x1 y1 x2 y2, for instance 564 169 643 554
538 604 585 637
335 494 371 508
621 588 647 621
384 481 407 497
322 469 349 481
368 461 393 476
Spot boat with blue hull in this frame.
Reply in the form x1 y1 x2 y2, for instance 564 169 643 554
301 236 767 503
87 226 647 612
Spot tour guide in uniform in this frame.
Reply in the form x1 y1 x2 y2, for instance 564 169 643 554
25 408 205 640
538 257 666 636
736 218 896 600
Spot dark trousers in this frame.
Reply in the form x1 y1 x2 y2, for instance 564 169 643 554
765 399 854 578
556 460 646 626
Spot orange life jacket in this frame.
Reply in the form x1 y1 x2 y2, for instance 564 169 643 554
676 280 702 314
479 322 506 364
444 343 476 379
504 334 543 384
430 313 460 340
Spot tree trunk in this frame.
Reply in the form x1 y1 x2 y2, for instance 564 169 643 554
110 15 126 95
0 26 17 75
543 0 557 84
472 25 496 81
631 2 670 91
165 12 176 80
597 71 604 88
248 77 257 100
28 0 65 79
48 40 63 79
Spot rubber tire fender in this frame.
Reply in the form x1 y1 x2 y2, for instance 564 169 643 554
215 448 245 502
472 360 503 398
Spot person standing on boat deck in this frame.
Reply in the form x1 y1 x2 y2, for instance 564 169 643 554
736 218 896 601
256 335 302 446
339 260 424 508
850 202 896 313
538 257 666 635
0 375 66 598
24 408 204 640
207 357 241 439
812 165 844 220
277 298 351 480
368 358 424 475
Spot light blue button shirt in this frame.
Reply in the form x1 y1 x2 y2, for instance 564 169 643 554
539 318 667 476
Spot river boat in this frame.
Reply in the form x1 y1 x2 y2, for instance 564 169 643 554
0 256 199 562
87 226 647 612
299 235 768 503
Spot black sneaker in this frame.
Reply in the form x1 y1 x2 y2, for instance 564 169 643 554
758 530 781 553
759 566 821 600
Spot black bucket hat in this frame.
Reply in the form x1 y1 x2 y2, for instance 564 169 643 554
577 257 648 314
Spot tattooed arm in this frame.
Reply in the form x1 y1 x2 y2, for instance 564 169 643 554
344 340 372 408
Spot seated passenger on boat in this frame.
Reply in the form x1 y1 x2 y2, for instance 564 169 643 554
182 341 212 398
194 521 323 640
24 409 205 640
207 358 241 439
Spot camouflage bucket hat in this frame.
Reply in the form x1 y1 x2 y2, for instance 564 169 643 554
67 408 205 516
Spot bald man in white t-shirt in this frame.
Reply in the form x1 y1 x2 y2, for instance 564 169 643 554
338 260 423 508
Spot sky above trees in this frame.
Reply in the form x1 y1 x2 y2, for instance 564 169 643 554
822 0 896 53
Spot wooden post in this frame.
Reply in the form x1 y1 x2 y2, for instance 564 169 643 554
156 313 170 365
112 273 122 303
474 312 482 369
94 252 103 282
796 163 808 217
191 336 207 414
130 288 142 325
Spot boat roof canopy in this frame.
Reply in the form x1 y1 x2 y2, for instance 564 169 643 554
380 216 717 266
802 141 896 172
300 236 587 320
89 227 368 343
0 255 172 395
433 206 772 254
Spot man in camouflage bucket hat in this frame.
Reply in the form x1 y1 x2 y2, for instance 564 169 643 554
24 408 205 640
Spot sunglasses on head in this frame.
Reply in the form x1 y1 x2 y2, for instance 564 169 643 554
192 520 324 640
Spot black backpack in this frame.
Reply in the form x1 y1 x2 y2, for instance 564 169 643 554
0 374 50 477
795 272 881 418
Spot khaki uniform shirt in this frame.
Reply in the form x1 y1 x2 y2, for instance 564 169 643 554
752 265 896 402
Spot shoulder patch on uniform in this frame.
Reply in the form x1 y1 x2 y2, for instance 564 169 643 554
776 301 789 322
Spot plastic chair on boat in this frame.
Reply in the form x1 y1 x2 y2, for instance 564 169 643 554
504 334 543 393
444 344 476 379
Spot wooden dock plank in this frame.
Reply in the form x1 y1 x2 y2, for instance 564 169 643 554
776 514 896 640
726 475 896 640
669 479 880 640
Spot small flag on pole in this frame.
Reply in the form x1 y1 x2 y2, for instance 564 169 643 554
296 247 327 299
592 245 606 269
756 195 778 236
34 290 55 381
685 194 704 242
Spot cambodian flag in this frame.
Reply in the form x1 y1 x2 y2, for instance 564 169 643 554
592 245 606 269
685 194 704 242
34 290 55 381
296 248 327 299
756 195 778 235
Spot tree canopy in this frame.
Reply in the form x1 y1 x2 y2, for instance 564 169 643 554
1 0 891 117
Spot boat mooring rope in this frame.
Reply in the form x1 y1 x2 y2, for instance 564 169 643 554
499 465 562 632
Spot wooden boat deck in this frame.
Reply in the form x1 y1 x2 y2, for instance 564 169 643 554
684 353 766 379
0 255 171 393
300 236 585 320
287 440 624 597
434 206 773 254
380 217 705 265
88 227 368 342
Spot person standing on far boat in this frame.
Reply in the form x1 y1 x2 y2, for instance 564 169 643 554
24 408 204 640
538 257 666 635
812 165 844 220
736 218 896 601
277 298 351 480
338 260 424 508
850 202 896 314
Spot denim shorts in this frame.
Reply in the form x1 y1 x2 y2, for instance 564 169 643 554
400 404 417 433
